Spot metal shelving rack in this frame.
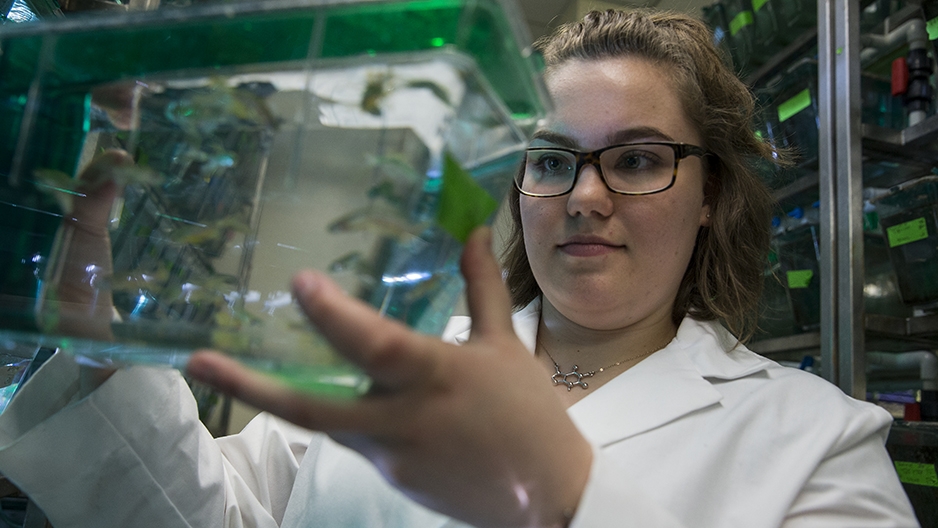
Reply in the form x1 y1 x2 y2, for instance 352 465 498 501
821 1 938 398
745 2 938 399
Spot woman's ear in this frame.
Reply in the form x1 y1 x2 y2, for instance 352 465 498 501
700 171 717 227
699 203 712 227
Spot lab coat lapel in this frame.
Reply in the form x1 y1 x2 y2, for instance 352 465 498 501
566 317 771 447
446 300 769 448
565 341 723 447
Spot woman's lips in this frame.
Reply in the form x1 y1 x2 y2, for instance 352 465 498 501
558 236 623 257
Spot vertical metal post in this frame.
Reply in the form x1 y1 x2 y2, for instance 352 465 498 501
835 0 865 399
819 0 865 399
817 0 837 388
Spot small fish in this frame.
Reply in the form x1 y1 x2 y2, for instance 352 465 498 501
361 72 393 116
327 205 430 242
405 80 451 106
33 168 80 193
102 267 173 294
170 216 250 246
32 169 81 213
213 305 261 330
177 274 238 303
165 77 279 136
107 165 165 187
402 273 447 304
366 180 401 204
33 164 164 213
365 153 423 183
328 251 367 274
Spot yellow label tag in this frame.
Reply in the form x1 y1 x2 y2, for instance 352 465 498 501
778 88 812 123
895 461 938 487
786 269 813 289
886 217 929 248
729 11 753 36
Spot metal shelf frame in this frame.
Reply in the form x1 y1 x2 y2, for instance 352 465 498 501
818 0 866 398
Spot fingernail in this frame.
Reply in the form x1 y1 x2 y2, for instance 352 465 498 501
478 226 493 251
186 353 215 385
293 271 322 298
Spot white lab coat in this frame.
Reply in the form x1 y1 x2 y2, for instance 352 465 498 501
0 299 920 527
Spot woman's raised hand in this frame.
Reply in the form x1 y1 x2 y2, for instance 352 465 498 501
186 227 592 528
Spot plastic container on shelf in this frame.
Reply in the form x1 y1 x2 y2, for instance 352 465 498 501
757 216 799 338
773 198 912 333
763 58 820 169
861 0 910 34
0 0 550 397
872 175 938 308
863 197 914 319
752 93 800 189
701 2 738 71
771 0 816 43
750 0 785 60
775 204 822 330
758 58 905 170
862 73 905 129
720 0 766 72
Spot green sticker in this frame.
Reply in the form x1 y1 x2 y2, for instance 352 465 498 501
752 0 770 11
729 11 753 36
436 152 499 244
895 461 938 487
886 217 929 248
786 270 814 289
927 16 938 41
778 88 812 123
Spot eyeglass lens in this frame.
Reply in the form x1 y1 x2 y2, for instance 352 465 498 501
520 143 678 196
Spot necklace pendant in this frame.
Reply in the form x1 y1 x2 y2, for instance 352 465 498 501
551 364 594 391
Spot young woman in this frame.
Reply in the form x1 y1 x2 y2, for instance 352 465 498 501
0 9 919 528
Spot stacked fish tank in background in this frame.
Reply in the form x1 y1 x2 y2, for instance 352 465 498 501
0 0 551 399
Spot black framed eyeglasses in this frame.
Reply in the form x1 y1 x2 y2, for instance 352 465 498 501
515 141 710 198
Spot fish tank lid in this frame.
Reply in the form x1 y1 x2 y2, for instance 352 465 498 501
0 0 552 127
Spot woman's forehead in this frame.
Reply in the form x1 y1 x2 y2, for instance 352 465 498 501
543 57 700 148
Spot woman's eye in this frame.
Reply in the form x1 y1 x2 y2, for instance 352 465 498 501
535 154 568 174
615 151 658 171
545 157 564 170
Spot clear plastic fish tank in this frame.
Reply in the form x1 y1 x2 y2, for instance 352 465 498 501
873 176 938 308
0 0 550 397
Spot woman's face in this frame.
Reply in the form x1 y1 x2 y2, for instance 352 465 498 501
521 56 710 331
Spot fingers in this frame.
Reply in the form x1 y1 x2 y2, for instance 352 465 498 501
79 149 134 188
70 150 133 233
291 272 439 390
187 350 382 432
460 227 515 341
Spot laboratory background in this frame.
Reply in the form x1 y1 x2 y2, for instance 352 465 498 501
2 0 938 525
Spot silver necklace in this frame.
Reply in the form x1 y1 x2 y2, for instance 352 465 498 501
540 345 658 391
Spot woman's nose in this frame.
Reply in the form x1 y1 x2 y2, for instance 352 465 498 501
566 164 614 217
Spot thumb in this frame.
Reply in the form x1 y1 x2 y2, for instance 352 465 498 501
460 227 515 342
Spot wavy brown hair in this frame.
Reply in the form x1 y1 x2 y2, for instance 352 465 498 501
501 9 781 342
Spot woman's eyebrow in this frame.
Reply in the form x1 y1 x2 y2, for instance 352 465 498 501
530 127 677 149
607 127 674 145
530 130 578 148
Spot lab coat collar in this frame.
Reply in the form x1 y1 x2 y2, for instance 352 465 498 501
444 299 772 447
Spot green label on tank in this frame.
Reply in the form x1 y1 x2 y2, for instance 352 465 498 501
895 461 938 487
786 270 813 289
927 17 938 41
436 152 499 244
778 88 812 123
752 0 770 11
729 11 753 36
886 217 929 248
